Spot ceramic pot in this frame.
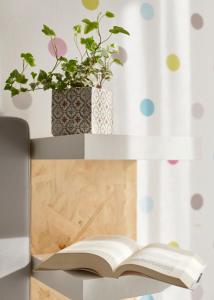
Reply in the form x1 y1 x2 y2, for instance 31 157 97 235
52 87 113 136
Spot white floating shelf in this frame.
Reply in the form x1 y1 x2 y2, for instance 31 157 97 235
32 255 170 300
31 134 201 160
0 237 29 279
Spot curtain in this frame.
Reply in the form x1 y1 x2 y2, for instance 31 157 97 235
134 1 191 300
136 1 210 300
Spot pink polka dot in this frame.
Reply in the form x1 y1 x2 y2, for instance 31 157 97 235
192 103 204 119
168 160 179 165
191 14 204 30
48 37 67 57
191 194 204 210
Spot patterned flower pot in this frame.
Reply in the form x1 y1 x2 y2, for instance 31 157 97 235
52 87 113 136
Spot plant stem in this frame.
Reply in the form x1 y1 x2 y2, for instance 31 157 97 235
49 58 60 74
48 37 61 74
74 34 83 62
51 37 58 58
21 60 28 74
101 33 112 45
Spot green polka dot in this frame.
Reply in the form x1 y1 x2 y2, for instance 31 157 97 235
82 0 99 10
166 54 180 71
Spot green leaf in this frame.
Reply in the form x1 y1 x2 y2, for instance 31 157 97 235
5 75 15 84
21 53 36 67
109 26 130 35
31 72 37 79
16 73 28 84
43 82 53 90
62 59 77 72
67 60 77 72
20 87 28 92
53 73 63 81
81 37 97 51
42 24 56 37
73 24 81 34
82 18 91 25
10 69 28 84
58 56 68 62
11 87 20 97
38 69 48 82
10 69 20 78
29 82 37 91
4 83 11 90
112 58 123 65
105 11 115 18
83 21 99 34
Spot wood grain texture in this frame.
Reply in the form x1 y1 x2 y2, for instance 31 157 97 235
31 160 136 300
31 278 68 300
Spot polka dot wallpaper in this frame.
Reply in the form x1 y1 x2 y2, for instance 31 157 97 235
141 196 154 214
48 37 68 57
168 241 180 249
191 13 204 30
140 99 155 117
0 0 213 299
140 3 154 21
82 0 99 10
166 54 180 72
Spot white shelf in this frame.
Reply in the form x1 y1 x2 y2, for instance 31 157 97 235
31 134 201 160
32 255 170 300
0 237 29 279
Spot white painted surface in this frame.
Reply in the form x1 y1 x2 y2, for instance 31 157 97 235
32 256 169 300
0 237 30 279
31 134 201 160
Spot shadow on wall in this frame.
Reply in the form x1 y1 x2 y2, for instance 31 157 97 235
0 266 30 300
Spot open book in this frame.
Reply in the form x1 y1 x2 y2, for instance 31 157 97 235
36 235 205 289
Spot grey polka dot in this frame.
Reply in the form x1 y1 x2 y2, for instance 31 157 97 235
192 103 204 119
12 92 32 110
112 46 128 64
191 13 204 30
191 194 204 210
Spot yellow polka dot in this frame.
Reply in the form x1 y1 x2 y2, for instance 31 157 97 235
166 54 180 71
168 241 180 248
82 0 99 10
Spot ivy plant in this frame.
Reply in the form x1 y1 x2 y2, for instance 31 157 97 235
4 11 130 96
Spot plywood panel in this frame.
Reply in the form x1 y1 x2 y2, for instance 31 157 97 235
31 160 136 300
31 278 68 300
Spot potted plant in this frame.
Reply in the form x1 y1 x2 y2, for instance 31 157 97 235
4 12 130 136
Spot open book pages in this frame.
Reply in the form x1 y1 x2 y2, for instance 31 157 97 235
60 235 139 271
35 235 205 289
116 243 205 289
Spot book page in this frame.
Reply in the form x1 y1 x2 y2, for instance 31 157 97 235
60 235 139 271
124 244 202 280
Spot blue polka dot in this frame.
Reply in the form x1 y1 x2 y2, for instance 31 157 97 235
140 3 154 20
140 99 155 116
141 196 154 213
140 295 154 300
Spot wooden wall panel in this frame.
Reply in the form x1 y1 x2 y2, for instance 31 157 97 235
31 160 137 300
31 278 68 300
